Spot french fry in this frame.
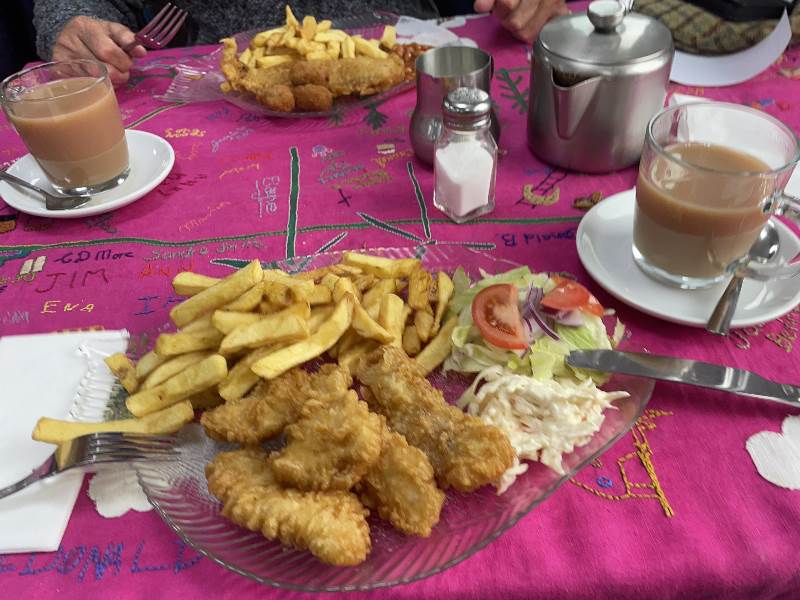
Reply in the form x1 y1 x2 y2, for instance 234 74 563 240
264 281 293 306
332 276 359 302
104 353 138 393
155 328 223 356
380 25 396 48
402 325 422 356
170 260 263 328
353 35 388 59
212 310 265 334
251 294 355 379
256 54 295 68
32 401 194 444
126 355 228 416
135 350 165 379
172 272 219 296
343 36 356 59
378 293 405 348
218 345 277 402
301 15 317 40
286 5 300 30
432 271 454 334
326 42 341 59
252 27 285 47
408 268 433 312
362 278 397 310
352 273 377 292
352 303 395 344
308 306 334 332
416 316 457 375
315 30 347 43
317 19 332 32
238 47 253 66
342 252 420 278
263 270 316 301
223 282 264 312
142 351 212 390
181 314 214 333
414 310 435 343
308 284 332 305
219 303 310 355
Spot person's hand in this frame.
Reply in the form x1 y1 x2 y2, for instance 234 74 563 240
474 0 570 43
52 16 147 85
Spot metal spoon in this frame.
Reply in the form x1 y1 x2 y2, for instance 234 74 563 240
0 170 91 211
706 220 781 335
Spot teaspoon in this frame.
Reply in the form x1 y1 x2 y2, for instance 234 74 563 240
0 170 91 211
706 221 781 335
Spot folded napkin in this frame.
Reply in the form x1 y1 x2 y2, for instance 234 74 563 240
0 330 129 554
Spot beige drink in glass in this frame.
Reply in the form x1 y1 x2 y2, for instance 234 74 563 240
1 60 129 195
633 102 800 289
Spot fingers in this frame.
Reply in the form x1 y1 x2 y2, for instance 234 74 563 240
108 23 147 59
473 0 496 13
78 23 134 75
492 0 520 23
501 0 567 43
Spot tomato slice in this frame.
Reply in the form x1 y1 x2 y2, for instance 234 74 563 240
471 284 528 350
542 277 604 316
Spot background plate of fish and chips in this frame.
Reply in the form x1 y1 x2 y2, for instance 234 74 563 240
160 10 434 120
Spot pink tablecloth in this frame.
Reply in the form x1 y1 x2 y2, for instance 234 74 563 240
0 14 799 600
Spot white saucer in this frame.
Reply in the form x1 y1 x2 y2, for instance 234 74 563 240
576 189 800 328
0 130 174 219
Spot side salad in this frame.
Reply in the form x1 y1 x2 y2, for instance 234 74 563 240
444 266 629 493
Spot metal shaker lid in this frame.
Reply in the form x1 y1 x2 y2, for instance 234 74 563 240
442 87 491 129
538 0 673 67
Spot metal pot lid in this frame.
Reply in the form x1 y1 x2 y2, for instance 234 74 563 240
538 0 673 67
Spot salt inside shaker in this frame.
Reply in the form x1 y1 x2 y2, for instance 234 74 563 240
433 87 497 224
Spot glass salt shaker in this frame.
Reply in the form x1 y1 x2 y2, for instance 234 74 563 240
433 87 497 224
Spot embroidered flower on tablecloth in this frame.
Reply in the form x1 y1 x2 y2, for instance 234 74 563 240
746 415 800 490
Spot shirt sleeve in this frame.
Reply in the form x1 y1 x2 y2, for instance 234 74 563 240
33 0 141 60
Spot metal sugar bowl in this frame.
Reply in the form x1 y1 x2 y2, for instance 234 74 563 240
411 46 501 165
527 0 674 173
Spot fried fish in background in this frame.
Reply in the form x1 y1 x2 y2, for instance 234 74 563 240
206 448 371 566
271 390 383 491
292 83 334 112
200 364 352 444
357 346 516 492
357 413 445 538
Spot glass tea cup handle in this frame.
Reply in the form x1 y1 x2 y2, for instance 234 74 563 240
743 193 800 281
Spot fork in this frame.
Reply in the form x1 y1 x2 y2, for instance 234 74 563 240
126 2 188 51
0 432 179 501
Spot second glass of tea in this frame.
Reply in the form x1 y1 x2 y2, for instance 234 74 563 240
1 59 129 195
633 102 800 289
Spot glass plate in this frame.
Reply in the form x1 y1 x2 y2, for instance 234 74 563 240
135 246 654 592
161 12 416 120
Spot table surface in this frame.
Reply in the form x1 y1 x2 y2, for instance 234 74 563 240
1 14 799 600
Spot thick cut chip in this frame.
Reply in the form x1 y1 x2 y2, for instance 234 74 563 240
251 294 354 379
126 355 228 416
408 269 433 313
104 353 138 393
32 401 194 444
219 304 310 355
173 272 220 297
155 328 223 356
414 310 434 343
378 294 405 349
341 252 420 278
170 260 263 328
135 350 165 379
432 271 454 334
415 316 457 375
212 310 265 334
142 351 212 390
217 345 279 402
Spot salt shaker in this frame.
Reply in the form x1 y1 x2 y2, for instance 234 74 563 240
433 87 497 223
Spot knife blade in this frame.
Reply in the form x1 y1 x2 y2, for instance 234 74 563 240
566 350 800 408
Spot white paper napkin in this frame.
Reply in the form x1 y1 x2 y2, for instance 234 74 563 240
0 330 129 554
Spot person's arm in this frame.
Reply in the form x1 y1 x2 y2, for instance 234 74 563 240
474 0 569 43
33 0 146 84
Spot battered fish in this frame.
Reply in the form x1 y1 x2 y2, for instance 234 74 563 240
200 364 352 444
206 448 371 566
357 412 445 538
271 390 383 491
290 55 405 97
357 347 515 492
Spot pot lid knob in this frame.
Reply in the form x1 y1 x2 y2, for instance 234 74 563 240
587 0 629 33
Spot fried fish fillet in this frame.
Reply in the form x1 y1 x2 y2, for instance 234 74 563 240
357 414 445 537
290 55 405 97
206 448 371 566
357 346 515 492
271 390 383 491
200 364 352 444
293 84 334 112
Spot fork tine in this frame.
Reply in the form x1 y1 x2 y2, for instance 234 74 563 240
146 5 181 42
137 2 173 39
155 11 187 47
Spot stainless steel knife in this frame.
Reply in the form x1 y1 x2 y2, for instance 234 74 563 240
566 349 800 408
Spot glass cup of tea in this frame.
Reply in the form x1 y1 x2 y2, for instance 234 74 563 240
632 102 800 289
0 59 129 196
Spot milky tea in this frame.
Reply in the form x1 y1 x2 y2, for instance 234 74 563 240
2 61 128 194
633 142 772 285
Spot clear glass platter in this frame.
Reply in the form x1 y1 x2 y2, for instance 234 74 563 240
136 246 654 592
159 12 417 120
